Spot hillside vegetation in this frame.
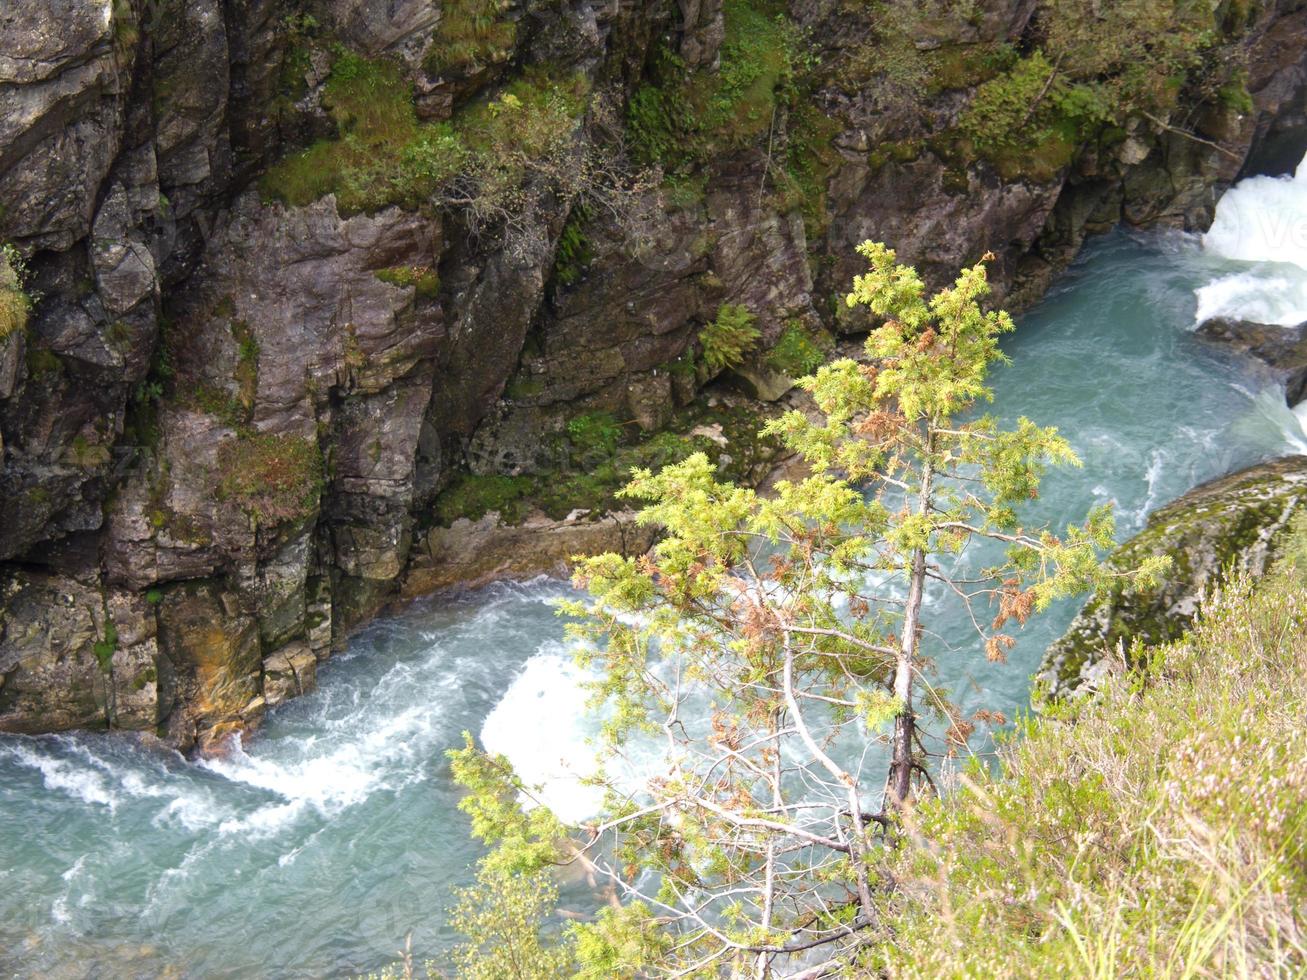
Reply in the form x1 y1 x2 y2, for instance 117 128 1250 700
864 567 1307 977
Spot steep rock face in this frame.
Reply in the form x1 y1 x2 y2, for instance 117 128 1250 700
1 0 1305 747
1039 456 1307 697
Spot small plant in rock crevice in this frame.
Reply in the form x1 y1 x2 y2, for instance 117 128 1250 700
698 302 760 374
1 244 32 340
216 432 324 527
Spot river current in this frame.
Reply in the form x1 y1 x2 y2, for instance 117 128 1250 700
3 156 1307 978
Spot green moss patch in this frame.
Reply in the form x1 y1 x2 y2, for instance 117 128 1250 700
216 432 323 526
376 265 441 298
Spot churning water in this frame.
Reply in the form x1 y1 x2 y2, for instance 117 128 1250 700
4 154 1307 978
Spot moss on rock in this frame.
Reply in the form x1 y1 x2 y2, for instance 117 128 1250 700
1038 456 1307 698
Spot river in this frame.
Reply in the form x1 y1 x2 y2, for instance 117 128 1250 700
3 155 1306 978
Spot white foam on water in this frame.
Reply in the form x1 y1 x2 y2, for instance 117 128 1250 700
0 742 119 811
199 700 436 838
1196 152 1307 326
1194 271 1307 326
1133 448 1168 525
1203 154 1307 267
1230 387 1307 455
480 647 608 824
49 856 89 925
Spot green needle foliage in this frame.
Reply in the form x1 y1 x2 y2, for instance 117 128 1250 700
448 244 1165 975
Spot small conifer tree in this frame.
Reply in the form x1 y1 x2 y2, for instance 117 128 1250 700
448 243 1165 976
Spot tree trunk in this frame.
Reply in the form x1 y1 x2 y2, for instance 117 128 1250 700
889 545 924 806
889 435 934 807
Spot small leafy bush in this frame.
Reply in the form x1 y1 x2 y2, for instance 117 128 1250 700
0 244 31 340
698 303 760 373
766 321 829 377
566 411 624 461
553 206 593 287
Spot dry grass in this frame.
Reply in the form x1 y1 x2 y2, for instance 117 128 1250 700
865 568 1307 978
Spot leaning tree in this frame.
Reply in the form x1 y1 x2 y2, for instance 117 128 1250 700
448 243 1164 978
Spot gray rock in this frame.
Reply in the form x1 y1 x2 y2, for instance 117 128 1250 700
0 568 160 733
1039 456 1307 698
1195 316 1307 404
262 641 317 707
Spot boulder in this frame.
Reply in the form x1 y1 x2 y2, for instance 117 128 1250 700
402 508 658 596
1195 316 1307 403
262 641 317 707
1039 456 1307 697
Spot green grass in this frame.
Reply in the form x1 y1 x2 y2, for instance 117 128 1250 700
424 0 516 76
262 49 464 212
216 433 323 526
0 245 31 340
863 567 1307 977
263 50 585 216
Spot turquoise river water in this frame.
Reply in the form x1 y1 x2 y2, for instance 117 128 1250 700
3 158 1307 978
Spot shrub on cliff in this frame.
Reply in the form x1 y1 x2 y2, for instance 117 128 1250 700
216 432 323 527
445 245 1155 975
953 0 1247 179
698 302 760 373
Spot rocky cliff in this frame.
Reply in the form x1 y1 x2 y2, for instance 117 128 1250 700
2 0 1305 750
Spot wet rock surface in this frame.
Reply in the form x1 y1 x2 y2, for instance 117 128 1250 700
1196 316 1307 403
